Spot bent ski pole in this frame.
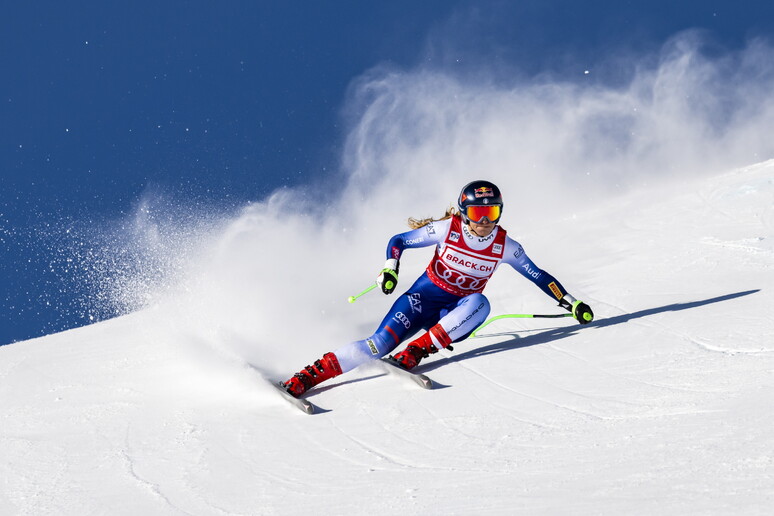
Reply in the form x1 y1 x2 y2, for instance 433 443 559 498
347 284 377 304
471 313 573 337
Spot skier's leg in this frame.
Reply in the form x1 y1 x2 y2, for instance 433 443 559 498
332 274 464 372
332 292 423 372
282 292 423 396
443 292 491 341
393 293 490 369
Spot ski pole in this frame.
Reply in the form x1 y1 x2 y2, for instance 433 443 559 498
471 313 573 337
347 284 377 304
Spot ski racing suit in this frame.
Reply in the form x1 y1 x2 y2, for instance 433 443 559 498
333 214 573 372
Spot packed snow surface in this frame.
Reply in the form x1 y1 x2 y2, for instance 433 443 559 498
2 161 773 515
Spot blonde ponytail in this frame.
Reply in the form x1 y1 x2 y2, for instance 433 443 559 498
407 206 459 229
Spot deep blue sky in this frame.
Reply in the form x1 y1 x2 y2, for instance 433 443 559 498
2 1 774 344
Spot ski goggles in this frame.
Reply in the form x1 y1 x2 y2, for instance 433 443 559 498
465 204 501 223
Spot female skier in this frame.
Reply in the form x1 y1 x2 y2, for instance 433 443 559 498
282 180 594 397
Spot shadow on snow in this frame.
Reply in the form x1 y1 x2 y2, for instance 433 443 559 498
419 289 761 373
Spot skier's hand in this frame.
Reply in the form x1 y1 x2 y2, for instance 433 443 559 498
572 300 594 324
377 258 399 295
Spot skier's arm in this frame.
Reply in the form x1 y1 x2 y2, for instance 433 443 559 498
503 237 594 324
503 238 569 301
385 220 448 261
378 220 449 295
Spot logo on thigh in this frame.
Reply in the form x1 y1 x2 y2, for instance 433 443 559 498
449 302 486 334
408 293 422 314
393 312 411 329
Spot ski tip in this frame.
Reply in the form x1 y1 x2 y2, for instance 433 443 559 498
273 381 317 415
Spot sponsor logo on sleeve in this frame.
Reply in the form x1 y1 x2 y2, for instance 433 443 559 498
366 338 379 355
405 237 425 245
522 263 541 279
548 281 563 300
426 223 435 236
513 245 524 259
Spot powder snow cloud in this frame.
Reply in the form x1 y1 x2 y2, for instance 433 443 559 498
72 32 774 371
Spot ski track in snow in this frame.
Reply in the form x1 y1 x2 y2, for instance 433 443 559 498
2 162 774 514
436 354 613 421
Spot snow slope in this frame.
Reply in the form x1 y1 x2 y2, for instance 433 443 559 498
1 160 773 515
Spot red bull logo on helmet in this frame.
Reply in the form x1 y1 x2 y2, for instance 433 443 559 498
474 186 494 198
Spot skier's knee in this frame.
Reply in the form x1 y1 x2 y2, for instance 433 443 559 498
463 293 490 322
444 293 490 340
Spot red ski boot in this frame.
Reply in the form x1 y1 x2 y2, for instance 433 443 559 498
282 352 342 397
392 324 452 370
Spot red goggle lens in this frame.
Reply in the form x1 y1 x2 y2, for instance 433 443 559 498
466 205 501 223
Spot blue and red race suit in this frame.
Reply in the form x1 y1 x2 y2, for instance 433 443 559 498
333 215 572 372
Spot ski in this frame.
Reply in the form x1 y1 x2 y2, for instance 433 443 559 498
273 382 316 415
380 356 433 389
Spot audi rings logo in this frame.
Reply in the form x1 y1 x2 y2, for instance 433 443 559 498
393 312 411 329
434 261 487 291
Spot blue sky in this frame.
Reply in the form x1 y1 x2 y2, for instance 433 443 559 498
2 1 774 344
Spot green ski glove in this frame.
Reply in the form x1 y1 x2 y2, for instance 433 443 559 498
377 258 399 295
572 300 594 324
